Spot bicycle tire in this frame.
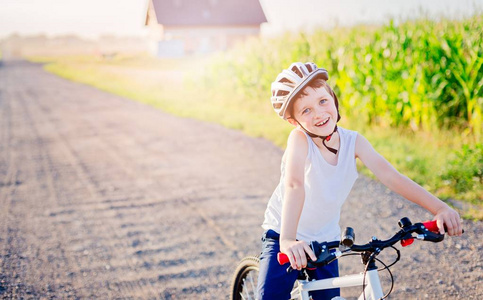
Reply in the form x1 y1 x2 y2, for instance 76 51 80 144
231 256 260 300
231 256 302 300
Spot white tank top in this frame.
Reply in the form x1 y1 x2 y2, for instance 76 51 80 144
262 127 359 243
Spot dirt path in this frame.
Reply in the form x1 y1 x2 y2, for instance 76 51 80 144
0 59 481 299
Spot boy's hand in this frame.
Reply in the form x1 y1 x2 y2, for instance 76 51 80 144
434 205 463 236
280 239 317 270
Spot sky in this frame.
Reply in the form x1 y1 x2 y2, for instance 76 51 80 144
0 0 481 39
0 0 149 39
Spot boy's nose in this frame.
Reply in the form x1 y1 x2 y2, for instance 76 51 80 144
314 107 325 118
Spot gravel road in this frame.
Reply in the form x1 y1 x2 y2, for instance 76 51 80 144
0 59 481 299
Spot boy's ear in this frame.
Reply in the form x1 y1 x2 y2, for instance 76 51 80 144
287 117 298 126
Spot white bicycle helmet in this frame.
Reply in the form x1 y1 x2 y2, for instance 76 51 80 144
271 62 329 120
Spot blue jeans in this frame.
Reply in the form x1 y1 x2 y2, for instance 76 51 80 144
257 230 340 300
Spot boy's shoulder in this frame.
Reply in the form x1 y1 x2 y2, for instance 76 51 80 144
287 128 309 148
289 127 308 139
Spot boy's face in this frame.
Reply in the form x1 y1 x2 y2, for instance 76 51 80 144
288 86 338 136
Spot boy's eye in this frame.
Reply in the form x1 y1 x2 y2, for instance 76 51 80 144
319 99 327 105
302 108 310 114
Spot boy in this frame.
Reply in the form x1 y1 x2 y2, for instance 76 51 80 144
257 62 462 299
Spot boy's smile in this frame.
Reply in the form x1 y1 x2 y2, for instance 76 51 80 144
315 117 330 127
289 86 338 137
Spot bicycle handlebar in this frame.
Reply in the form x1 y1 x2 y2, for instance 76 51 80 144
277 218 446 267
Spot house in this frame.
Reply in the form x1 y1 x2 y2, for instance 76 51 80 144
144 0 267 57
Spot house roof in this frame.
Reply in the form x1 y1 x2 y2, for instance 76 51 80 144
150 0 267 26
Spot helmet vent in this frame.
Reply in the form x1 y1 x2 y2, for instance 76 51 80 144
279 77 292 83
273 103 282 109
276 90 289 97
279 77 296 88
291 66 303 78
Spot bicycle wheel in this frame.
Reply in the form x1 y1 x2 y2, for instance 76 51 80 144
231 256 260 300
231 256 302 300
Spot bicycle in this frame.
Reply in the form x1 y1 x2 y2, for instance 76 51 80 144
231 217 451 300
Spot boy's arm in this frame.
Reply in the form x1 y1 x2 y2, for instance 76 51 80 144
280 129 317 270
355 133 463 236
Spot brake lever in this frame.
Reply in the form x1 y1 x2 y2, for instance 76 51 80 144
417 230 445 243
401 222 445 247
415 222 445 242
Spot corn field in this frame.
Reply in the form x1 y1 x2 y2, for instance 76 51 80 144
205 15 483 141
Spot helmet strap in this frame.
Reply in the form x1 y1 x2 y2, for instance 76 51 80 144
295 120 338 155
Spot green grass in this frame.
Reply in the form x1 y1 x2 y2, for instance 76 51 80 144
28 44 482 220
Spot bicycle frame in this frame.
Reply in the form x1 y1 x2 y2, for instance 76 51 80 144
292 268 383 300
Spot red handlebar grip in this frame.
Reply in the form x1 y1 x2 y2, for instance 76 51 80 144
422 220 439 232
277 252 290 265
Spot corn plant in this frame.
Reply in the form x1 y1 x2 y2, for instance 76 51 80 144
200 14 482 140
